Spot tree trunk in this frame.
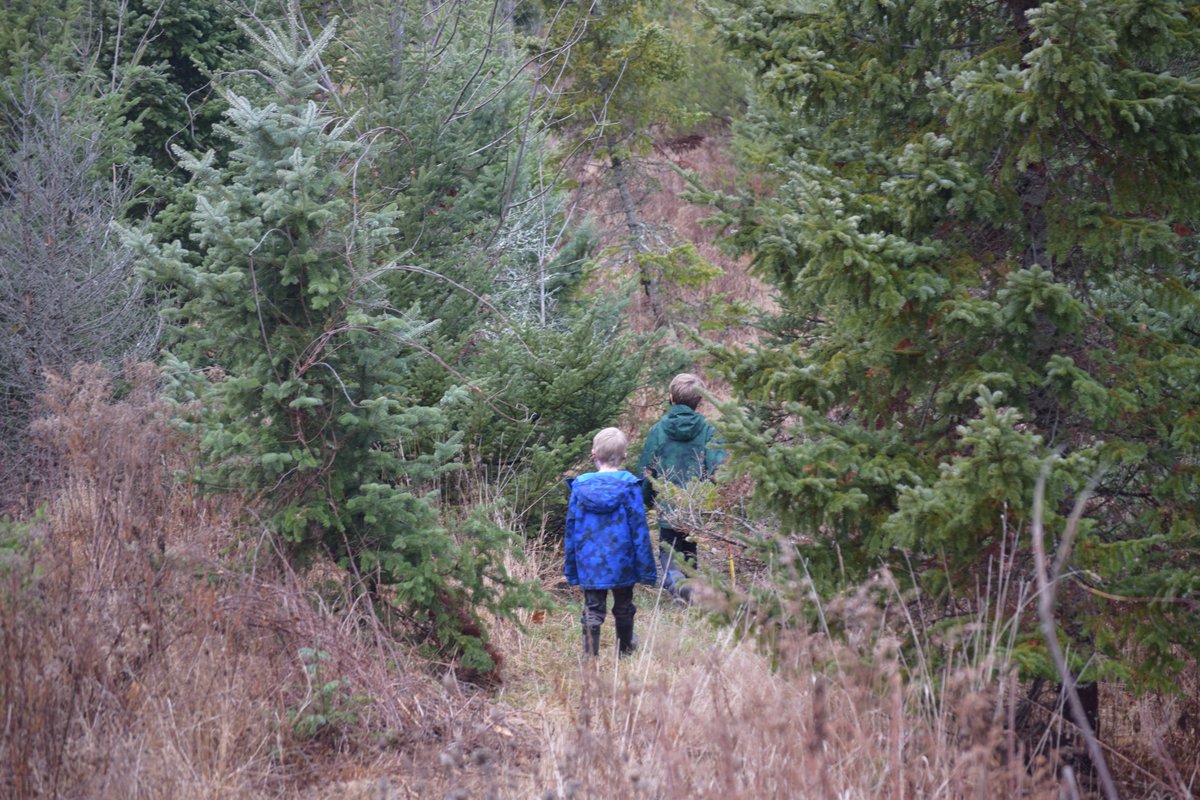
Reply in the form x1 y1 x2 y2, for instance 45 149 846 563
1018 161 1066 441
501 0 516 56
1018 163 1049 271
609 150 665 328
389 3 407 73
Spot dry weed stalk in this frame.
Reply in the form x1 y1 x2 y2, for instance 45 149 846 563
1031 470 1118 800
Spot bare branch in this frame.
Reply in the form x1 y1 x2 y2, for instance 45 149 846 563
1030 465 1119 800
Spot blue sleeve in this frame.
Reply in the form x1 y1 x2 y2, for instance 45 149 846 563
564 480 580 585
629 481 657 585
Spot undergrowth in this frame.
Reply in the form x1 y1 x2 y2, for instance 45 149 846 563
2 364 1195 798
0 364 521 798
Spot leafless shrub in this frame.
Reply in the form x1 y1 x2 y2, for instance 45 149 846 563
0 71 159 506
488 161 580 330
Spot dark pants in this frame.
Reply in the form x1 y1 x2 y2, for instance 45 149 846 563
659 527 696 596
660 527 697 567
581 586 636 628
581 586 637 656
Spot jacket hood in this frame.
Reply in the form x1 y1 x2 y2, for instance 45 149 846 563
568 471 640 513
662 405 707 441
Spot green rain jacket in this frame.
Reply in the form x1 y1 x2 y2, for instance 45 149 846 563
636 405 726 524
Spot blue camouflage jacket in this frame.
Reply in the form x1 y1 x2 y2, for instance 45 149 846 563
564 470 657 589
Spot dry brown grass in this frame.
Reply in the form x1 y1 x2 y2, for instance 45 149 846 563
485 570 1066 800
1100 669 1200 797
0 363 530 799
574 132 774 345
481 518 1197 799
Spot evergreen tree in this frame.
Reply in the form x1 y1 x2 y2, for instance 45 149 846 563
0 0 75 79
125 14 531 673
340 0 644 527
539 0 691 328
95 0 246 171
704 0 1200 687
344 0 541 334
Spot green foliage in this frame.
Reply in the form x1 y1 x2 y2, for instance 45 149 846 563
539 0 687 156
340 0 612 395
638 243 723 289
343 0 536 330
704 0 1200 687
0 0 75 78
445 302 646 535
126 14 531 673
0 0 251 251
0 513 40 578
538 1 737 326
336 0 645 538
650 4 749 130
287 648 367 741
95 0 246 171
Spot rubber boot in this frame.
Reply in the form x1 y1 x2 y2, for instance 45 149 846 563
659 544 684 597
615 619 638 657
582 625 601 657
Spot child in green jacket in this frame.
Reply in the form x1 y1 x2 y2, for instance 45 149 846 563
636 373 726 601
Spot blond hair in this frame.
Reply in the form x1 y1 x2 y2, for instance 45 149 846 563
592 427 628 467
669 373 705 410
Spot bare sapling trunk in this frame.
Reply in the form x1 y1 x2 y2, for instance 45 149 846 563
609 148 665 328
1030 468 1120 800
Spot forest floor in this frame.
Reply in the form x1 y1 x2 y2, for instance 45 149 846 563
8 366 1191 799
305 535 1198 800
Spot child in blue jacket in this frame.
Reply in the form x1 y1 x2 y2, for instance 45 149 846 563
565 427 657 656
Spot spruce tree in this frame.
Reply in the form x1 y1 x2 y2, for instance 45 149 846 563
126 14 531 672
95 0 246 171
341 0 551 387
340 0 645 527
704 0 1200 687
0 0 74 79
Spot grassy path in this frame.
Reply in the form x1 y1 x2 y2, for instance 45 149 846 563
317 581 1067 799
